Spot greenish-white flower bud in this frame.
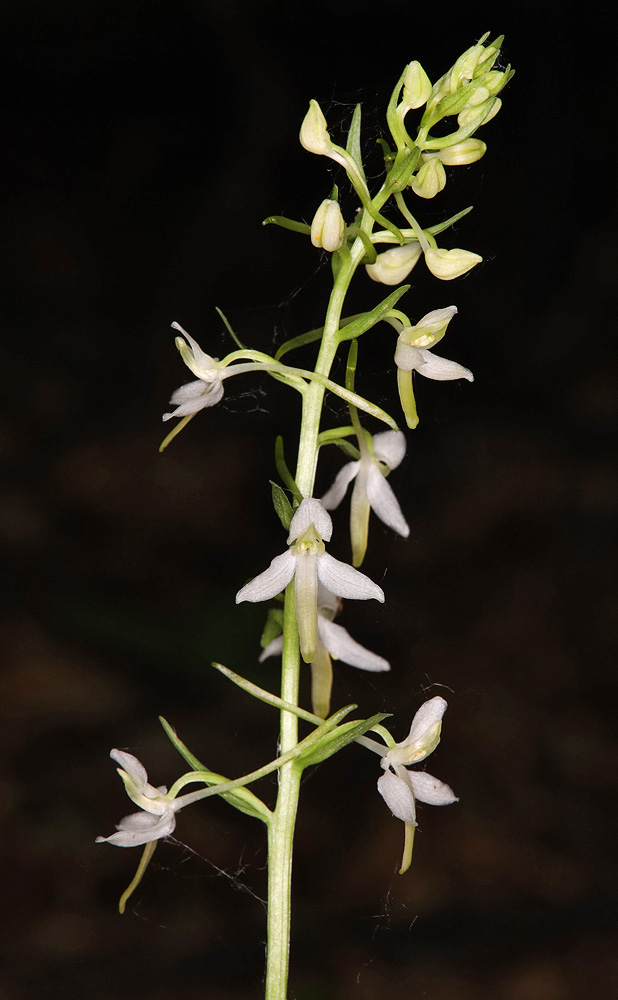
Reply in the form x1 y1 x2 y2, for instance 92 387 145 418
402 60 432 109
457 97 501 129
365 242 422 285
310 199 345 252
300 99 334 155
410 158 446 199
432 139 486 166
425 247 482 280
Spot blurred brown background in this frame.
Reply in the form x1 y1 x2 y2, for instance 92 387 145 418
1 1 617 998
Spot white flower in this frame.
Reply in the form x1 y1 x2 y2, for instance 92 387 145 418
236 498 384 664
393 307 473 429
377 697 458 872
322 430 409 567
96 750 178 848
162 322 226 421
260 583 389 717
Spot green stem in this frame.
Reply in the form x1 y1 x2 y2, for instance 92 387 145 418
265 583 301 1000
264 170 400 998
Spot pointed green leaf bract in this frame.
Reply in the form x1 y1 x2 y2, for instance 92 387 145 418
159 717 271 824
338 286 410 343
271 480 294 530
297 712 390 767
345 104 366 183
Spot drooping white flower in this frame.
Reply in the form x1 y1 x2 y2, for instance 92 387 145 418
96 750 178 848
377 696 458 872
393 307 473 429
236 498 384 664
260 583 389 717
322 430 409 566
162 322 226 421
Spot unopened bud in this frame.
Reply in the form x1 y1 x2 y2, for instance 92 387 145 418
310 199 345 252
458 96 501 128
433 139 486 166
402 61 432 109
300 100 334 155
425 247 482 280
365 242 423 285
410 158 446 199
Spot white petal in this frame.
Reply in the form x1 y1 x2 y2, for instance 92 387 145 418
377 770 417 824
162 379 224 420
365 465 409 537
258 635 284 662
235 550 296 603
288 498 332 542
371 430 406 470
394 342 425 372
404 696 448 747
415 349 473 382
110 750 148 789
408 770 458 806
318 617 389 671
320 461 360 509
168 380 210 405
96 809 176 848
317 552 384 602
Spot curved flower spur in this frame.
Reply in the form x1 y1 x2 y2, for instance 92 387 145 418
236 498 384 664
321 429 409 567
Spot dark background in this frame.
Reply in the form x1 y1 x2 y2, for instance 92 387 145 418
2 1 617 998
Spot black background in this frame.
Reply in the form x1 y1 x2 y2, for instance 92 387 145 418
2 2 617 998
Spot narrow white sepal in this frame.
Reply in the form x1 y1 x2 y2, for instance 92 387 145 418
111 750 149 788
235 550 296 603
321 461 359 509
317 552 384 602
377 770 417 824
414 349 474 382
318 617 389 672
408 770 458 806
288 498 333 542
365 465 409 537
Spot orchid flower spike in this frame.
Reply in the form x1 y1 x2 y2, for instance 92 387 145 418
393 307 473 429
322 430 409 567
377 696 458 873
236 498 384 664
96 750 179 848
260 582 389 718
